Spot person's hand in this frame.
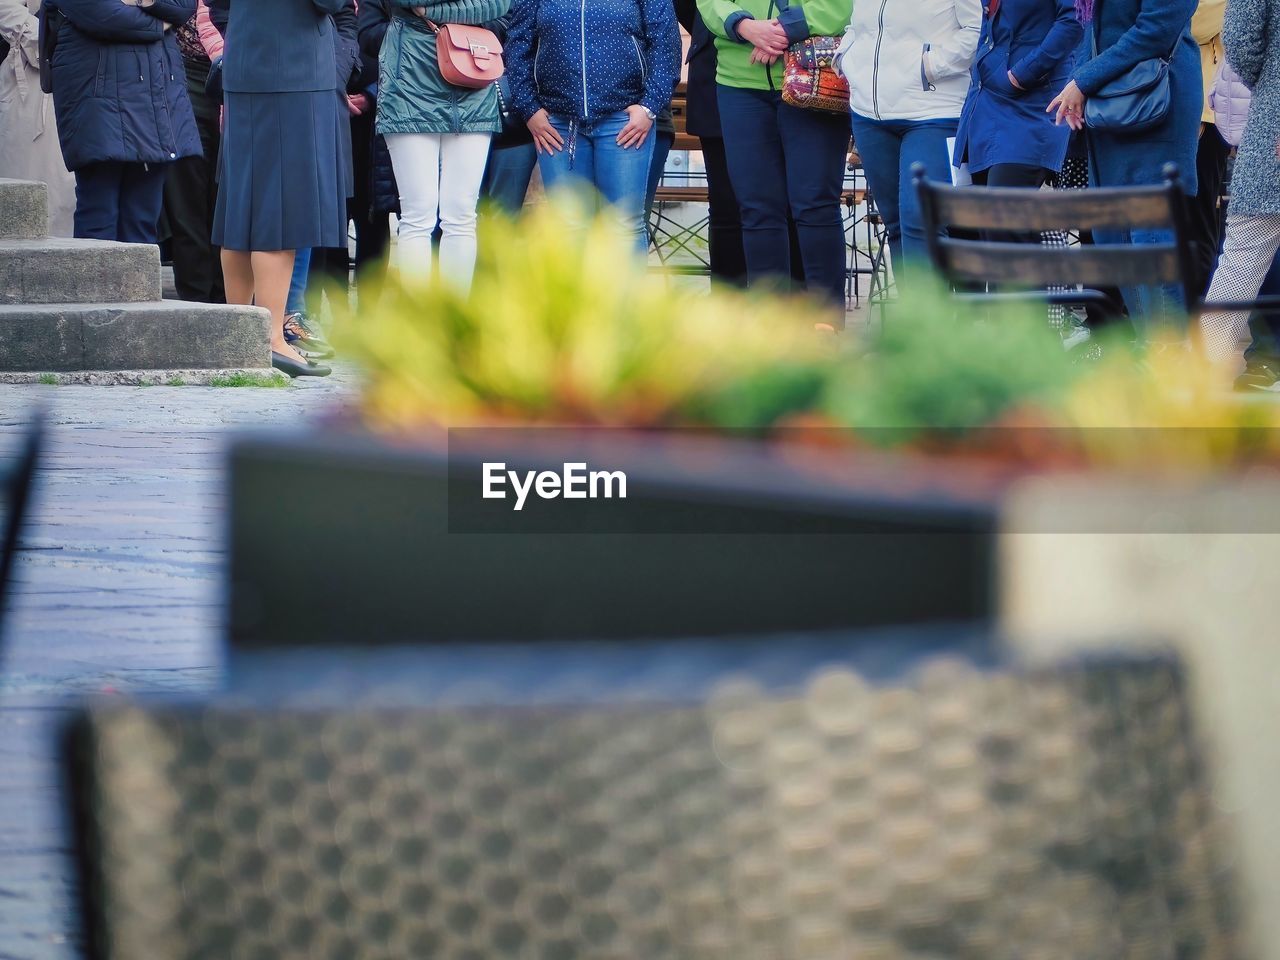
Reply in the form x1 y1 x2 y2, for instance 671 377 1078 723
1047 80 1086 130
346 93 369 115
617 104 653 149
749 48 780 66
1008 70 1024 90
526 108 564 155
738 18 788 57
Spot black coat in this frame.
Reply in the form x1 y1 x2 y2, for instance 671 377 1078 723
49 0 202 172
355 0 398 215
674 0 720 139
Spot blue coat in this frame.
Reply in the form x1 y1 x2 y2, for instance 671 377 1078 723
1074 0 1201 194
953 0 1082 175
505 0 682 123
49 0 201 172
209 0 349 94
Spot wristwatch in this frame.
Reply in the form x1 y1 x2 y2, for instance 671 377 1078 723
642 107 657 122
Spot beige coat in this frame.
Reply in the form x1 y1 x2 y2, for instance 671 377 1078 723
1192 0 1227 124
0 0 75 236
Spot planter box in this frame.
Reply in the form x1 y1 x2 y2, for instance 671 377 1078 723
227 429 1005 648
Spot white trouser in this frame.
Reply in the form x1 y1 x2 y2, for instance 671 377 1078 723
385 132 492 293
1200 214 1280 367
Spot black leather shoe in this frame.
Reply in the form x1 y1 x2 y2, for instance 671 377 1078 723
272 351 332 378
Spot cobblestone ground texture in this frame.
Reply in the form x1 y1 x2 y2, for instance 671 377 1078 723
0 372 357 960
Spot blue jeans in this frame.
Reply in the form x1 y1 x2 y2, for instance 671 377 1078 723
848 113 957 281
482 143 538 214
539 111 655 253
1092 228 1186 337
717 85 849 306
1244 251 1280 362
287 247 311 315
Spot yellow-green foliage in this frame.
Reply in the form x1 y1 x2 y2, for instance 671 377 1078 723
340 202 1280 470
339 197 836 429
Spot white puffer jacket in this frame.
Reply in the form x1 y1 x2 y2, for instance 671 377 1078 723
1209 60 1252 147
835 0 983 122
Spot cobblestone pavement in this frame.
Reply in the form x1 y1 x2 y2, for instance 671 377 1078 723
0 372 357 960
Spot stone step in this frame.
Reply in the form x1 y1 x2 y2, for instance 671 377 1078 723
0 179 49 241
0 301 272 372
0 238 160 305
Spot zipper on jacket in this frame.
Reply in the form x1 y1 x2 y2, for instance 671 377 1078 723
630 35 647 83
765 0 776 91
579 0 589 119
871 0 888 119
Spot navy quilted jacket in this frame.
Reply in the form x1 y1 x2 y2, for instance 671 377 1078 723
505 0 681 122
47 0 201 172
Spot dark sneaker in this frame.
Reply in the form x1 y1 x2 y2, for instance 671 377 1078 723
1234 360 1280 393
284 312 335 359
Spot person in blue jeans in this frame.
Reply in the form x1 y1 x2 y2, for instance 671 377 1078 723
506 0 681 254
837 0 982 281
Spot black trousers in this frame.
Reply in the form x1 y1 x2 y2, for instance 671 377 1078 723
163 56 225 303
1189 124 1231 300
74 162 167 243
716 85 848 307
699 135 747 287
971 163 1050 244
311 107 390 310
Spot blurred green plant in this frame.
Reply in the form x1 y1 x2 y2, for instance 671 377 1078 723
339 196 837 430
337 201 1280 469
821 282 1098 442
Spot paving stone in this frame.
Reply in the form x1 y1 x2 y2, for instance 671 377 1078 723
0 376 356 960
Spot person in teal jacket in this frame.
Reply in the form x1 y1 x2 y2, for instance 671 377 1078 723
697 0 854 317
376 0 512 294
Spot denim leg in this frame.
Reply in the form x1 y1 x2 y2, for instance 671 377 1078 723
1245 251 1280 362
288 247 312 315
537 116 596 199
1093 228 1186 338
587 112 656 254
896 118 958 274
850 114 905 271
482 143 538 214
779 102 849 307
717 85 793 291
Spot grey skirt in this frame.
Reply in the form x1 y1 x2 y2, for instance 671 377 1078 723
213 90 350 252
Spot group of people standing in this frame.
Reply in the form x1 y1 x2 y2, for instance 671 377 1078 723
1 0 1277 382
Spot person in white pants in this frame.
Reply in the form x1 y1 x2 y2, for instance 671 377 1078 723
374 0 512 293
384 132 493 292
1198 0 1280 370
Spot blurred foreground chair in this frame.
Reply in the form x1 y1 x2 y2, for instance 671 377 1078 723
913 163 1280 328
68 651 1240 960
0 410 43 638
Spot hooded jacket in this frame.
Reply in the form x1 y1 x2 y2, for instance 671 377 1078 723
506 0 681 123
835 0 982 121
46 0 202 171
698 0 851 92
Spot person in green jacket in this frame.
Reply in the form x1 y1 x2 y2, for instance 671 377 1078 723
697 0 853 315
376 0 512 293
